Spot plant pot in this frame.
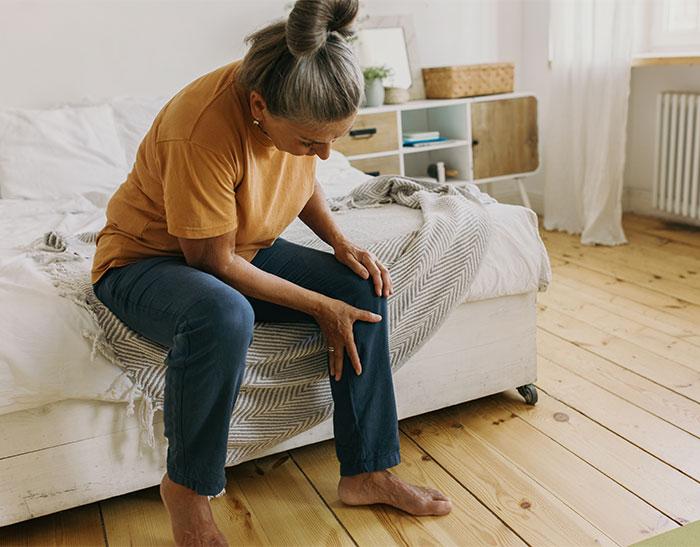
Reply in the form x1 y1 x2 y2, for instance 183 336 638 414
364 78 385 107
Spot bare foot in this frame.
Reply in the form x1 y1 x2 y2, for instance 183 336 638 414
159 473 229 546
337 470 452 516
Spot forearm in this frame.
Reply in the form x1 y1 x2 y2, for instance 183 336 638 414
298 180 347 248
213 254 329 317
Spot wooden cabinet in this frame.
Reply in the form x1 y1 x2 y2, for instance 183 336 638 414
334 94 539 199
333 112 398 157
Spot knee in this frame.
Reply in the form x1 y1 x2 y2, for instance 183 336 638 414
346 276 386 316
185 292 255 349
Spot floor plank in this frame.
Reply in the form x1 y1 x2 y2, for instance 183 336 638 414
549 268 700 347
229 454 354 546
292 433 526 547
100 487 175 547
538 329 700 438
540 230 700 289
536 357 700 481
493 390 700 525
401 412 618 546
0 504 105 547
537 304 700 403
542 233 700 306
623 214 700 249
441 397 676 545
551 261 700 326
623 228 700 262
540 282 700 371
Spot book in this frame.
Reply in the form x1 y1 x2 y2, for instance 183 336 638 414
403 137 449 147
402 131 440 141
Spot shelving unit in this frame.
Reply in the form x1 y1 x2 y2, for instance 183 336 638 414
332 92 540 207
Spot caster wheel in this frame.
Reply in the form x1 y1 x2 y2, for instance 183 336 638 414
517 384 538 405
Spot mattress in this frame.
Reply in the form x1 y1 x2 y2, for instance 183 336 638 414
0 163 550 417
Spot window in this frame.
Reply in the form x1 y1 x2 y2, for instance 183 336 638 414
649 0 700 52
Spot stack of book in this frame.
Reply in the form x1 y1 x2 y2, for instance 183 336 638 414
402 131 448 147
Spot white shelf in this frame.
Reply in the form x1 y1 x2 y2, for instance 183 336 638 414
401 139 470 155
358 92 536 114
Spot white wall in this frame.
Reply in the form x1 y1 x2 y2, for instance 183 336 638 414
0 1 289 107
0 0 520 107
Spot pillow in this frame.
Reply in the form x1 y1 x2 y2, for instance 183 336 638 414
109 96 169 167
0 104 128 201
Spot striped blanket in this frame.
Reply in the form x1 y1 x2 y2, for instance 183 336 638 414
32 175 493 478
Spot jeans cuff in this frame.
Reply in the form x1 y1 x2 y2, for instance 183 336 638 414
339 449 401 476
167 466 226 497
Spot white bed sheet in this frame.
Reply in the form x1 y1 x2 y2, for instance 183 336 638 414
0 168 550 417
0 196 136 416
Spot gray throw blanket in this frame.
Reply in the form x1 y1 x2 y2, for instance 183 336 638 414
30 175 493 481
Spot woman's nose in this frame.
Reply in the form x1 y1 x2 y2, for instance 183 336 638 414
314 144 331 160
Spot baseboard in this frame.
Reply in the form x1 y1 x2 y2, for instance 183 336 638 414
623 187 700 227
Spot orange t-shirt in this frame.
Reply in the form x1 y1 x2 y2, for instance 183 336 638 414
91 59 316 285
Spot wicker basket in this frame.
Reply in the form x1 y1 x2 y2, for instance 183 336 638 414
422 62 514 99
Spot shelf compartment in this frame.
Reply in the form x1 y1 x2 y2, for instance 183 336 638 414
402 139 470 154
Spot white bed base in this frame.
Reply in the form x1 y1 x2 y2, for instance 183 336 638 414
0 291 538 527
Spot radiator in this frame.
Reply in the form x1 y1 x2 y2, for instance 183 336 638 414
654 92 700 219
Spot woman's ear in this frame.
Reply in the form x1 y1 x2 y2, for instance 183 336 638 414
249 90 268 121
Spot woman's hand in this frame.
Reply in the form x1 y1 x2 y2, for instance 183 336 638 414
314 298 383 381
332 238 393 297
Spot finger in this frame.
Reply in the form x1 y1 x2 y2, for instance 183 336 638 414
334 342 344 382
346 255 370 279
345 334 363 376
361 255 383 296
353 306 382 323
327 341 336 379
378 264 393 297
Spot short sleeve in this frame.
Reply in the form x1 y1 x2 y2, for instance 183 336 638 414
156 140 237 239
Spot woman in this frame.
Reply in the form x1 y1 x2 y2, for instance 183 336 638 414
92 0 451 544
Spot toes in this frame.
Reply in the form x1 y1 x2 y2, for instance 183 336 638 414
426 487 450 502
428 499 453 516
416 485 450 502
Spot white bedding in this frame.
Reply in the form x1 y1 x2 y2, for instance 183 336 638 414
0 196 136 416
0 159 550 417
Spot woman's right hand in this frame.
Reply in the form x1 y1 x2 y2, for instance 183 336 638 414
314 298 383 382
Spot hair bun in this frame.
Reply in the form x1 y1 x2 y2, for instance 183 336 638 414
286 0 359 58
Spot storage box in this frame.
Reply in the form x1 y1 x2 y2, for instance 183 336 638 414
422 62 515 99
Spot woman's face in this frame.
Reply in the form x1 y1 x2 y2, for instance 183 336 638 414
249 91 356 160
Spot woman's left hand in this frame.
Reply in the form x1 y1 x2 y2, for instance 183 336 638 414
333 238 393 298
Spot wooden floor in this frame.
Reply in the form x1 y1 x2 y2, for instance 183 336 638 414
2 213 699 546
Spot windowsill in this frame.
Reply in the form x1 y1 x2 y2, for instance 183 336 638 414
632 52 700 67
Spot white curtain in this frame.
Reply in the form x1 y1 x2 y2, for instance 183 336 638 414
544 0 643 245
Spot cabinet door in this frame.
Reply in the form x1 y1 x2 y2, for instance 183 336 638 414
471 96 538 179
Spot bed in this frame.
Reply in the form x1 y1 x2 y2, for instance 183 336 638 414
0 97 550 526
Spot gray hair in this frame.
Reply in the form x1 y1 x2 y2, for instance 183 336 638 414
238 0 364 124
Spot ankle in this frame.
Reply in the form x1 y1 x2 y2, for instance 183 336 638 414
161 474 209 502
339 470 389 487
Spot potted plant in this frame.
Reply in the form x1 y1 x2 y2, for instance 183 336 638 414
363 65 393 107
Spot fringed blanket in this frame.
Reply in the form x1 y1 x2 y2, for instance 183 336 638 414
30 175 493 481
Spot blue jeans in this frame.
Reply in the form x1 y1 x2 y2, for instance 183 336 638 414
92 237 400 496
